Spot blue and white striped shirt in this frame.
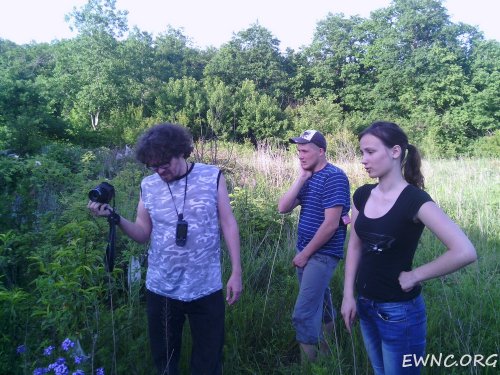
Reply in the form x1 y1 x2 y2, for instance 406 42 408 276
297 163 350 258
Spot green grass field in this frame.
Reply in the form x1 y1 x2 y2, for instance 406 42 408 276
3 146 498 374
218 150 499 374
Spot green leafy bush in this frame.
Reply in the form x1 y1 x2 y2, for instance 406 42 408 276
471 130 500 157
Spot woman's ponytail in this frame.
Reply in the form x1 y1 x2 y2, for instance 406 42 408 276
403 144 425 189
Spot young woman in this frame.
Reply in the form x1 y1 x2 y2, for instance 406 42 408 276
341 121 477 375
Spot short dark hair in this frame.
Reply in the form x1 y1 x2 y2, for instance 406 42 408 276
135 123 194 165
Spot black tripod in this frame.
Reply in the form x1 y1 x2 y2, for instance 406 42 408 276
105 207 120 273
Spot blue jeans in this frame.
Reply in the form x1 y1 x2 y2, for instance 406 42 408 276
293 252 340 344
357 294 427 375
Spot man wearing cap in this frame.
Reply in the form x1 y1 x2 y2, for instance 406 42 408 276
278 129 350 361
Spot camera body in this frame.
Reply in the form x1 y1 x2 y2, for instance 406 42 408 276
88 182 115 204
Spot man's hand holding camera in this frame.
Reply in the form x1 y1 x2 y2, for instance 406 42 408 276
87 201 122 227
87 182 121 226
87 200 113 217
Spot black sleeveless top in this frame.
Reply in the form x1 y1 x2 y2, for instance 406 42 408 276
353 184 433 302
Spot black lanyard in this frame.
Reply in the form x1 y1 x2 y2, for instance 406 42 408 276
166 161 188 220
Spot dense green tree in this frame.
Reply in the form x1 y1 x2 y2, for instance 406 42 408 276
291 95 344 135
431 39 500 154
65 0 128 39
153 27 209 82
154 76 207 137
364 0 454 117
305 13 370 106
0 41 66 154
466 39 500 136
204 77 235 140
406 44 470 114
61 0 129 134
0 0 498 155
234 80 289 143
204 23 290 100
283 49 313 104
119 28 157 112
65 35 124 132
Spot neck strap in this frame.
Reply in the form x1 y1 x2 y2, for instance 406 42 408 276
166 161 189 220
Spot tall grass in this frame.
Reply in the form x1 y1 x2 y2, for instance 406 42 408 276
220 147 499 374
5 145 497 374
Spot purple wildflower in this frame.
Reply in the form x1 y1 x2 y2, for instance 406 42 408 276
72 370 85 375
33 368 49 375
73 355 85 364
61 338 75 352
96 368 105 375
16 344 26 354
48 359 68 375
48 357 66 370
43 345 55 356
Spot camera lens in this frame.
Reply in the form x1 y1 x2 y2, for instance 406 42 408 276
88 182 115 204
88 188 103 203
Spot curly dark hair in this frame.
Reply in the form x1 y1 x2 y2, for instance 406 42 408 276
135 123 194 165
359 121 425 189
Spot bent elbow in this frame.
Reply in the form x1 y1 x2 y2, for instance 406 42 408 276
466 248 478 265
135 230 151 244
277 202 290 214
461 243 477 266
278 207 288 214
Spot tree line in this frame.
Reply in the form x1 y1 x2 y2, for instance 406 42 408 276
0 0 498 157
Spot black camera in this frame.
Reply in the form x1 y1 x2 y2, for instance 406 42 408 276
176 215 188 247
88 182 115 204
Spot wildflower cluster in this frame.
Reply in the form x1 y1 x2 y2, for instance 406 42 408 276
17 339 104 375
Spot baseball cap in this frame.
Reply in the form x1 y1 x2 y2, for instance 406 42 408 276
289 130 327 150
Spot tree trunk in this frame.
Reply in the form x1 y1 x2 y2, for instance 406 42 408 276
90 110 100 131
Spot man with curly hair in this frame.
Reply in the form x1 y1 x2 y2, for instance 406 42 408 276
89 123 242 375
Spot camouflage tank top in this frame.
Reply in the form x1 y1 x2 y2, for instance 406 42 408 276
141 163 222 301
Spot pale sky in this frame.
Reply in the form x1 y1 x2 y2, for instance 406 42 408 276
0 0 498 50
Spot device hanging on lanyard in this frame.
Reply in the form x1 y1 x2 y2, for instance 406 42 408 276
175 213 188 246
167 161 189 247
